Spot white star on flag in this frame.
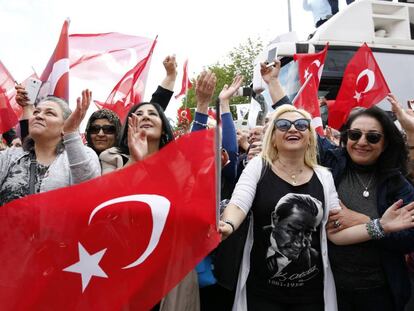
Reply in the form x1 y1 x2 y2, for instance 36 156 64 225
63 242 108 292
353 91 362 102
304 68 310 80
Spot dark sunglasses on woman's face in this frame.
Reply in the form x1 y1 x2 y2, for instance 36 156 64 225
274 118 311 132
347 129 383 144
89 125 116 135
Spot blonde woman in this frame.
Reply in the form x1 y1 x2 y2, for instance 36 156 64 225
219 104 414 311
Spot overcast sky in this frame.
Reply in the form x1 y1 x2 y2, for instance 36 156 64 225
0 0 320 119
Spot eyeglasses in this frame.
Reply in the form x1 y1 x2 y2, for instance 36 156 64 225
89 124 116 135
347 129 383 144
274 118 311 132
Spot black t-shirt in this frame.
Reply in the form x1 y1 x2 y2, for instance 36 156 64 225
247 167 325 304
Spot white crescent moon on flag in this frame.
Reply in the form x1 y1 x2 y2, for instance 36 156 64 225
100 48 137 75
305 60 321 81
88 194 170 269
356 69 375 94
317 64 324 81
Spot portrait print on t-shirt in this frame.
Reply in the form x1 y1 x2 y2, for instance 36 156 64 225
265 193 323 287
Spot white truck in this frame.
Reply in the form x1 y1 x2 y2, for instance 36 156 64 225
253 0 414 111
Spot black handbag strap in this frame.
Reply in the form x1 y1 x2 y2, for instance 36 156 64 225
29 153 37 195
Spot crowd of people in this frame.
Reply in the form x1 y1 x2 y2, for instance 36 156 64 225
1 52 414 311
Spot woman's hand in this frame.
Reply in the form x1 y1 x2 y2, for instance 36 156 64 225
218 220 233 240
219 75 243 114
63 89 91 134
15 84 30 107
325 126 341 146
219 75 244 102
127 113 148 163
195 71 216 114
380 199 414 233
327 201 370 233
160 55 178 91
387 93 414 133
163 54 177 77
15 84 34 120
260 59 281 85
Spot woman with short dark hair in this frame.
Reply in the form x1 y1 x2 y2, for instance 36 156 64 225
85 109 122 155
0 91 101 206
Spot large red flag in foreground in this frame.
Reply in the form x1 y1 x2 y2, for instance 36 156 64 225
69 33 156 121
40 20 69 101
175 59 193 99
328 43 390 129
0 61 18 133
0 130 219 310
293 44 328 135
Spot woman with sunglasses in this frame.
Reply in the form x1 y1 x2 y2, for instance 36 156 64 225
261 61 414 311
85 109 122 156
219 103 414 311
319 104 414 311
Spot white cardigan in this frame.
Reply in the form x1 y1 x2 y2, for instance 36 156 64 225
229 156 338 311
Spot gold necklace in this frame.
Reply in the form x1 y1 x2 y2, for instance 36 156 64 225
276 159 304 185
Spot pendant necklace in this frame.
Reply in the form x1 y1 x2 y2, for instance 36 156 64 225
354 171 375 198
277 159 304 186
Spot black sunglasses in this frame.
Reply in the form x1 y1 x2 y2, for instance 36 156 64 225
274 118 311 132
347 129 383 144
89 124 116 135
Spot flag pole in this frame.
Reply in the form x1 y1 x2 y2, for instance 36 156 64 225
292 72 312 105
215 97 221 229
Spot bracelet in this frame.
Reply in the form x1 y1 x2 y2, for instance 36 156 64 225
366 218 385 240
193 120 208 128
408 145 414 150
223 220 235 233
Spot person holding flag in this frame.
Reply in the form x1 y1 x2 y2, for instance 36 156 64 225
0 90 100 205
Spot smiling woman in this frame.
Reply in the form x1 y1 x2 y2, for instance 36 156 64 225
99 102 174 174
85 109 122 155
0 91 101 206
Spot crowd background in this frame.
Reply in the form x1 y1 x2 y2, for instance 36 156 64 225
2 1 414 311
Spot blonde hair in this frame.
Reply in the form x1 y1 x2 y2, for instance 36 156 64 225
261 104 318 168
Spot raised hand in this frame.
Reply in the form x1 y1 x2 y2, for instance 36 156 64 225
260 59 281 85
127 113 148 163
15 84 30 107
195 71 216 114
163 54 177 77
387 93 414 133
219 75 244 102
380 199 414 233
63 89 92 134
325 126 341 146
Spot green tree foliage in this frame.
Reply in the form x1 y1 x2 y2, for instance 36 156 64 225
180 37 263 115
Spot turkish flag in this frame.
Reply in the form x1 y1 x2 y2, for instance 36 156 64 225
177 107 192 123
40 19 69 101
175 59 193 99
94 38 157 122
328 43 390 129
69 32 155 117
0 87 18 133
0 130 219 310
0 60 18 133
293 44 328 136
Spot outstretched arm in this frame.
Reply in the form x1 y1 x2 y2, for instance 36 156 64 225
328 199 414 245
